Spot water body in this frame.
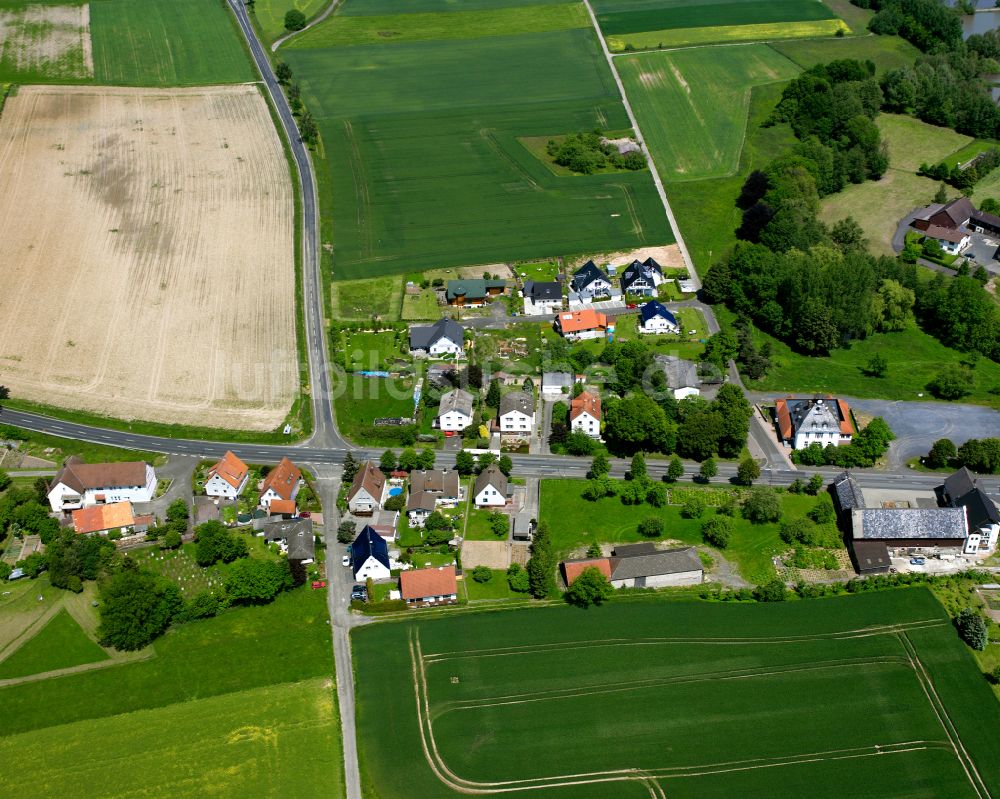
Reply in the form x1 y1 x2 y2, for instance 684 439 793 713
963 8 1000 37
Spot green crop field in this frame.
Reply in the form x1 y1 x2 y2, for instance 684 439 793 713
595 0 836 35
283 20 673 279
771 31 921 74
338 0 562 13
607 19 847 50
353 589 1000 799
89 0 255 85
619 45 799 182
0 609 108 680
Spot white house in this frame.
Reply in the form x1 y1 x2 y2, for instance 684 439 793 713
657 355 700 400
541 372 573 400
570 261 613 301
407 490 437 528
923 224 971 256
437 389 474 432
522 281 563 315
205 451 250 499
941 468 999 555
638 300 679 334
47 458 156 513
554 308 608 341
259 457 302 510
570 391 601 439
351 526 392 582
474 464 509 507
347 461 388 515
499 391 535 435
620 258 664 297
409 318 465 358
775 396 855 450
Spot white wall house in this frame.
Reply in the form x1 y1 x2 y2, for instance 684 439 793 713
259 457 301 510
205 451 249 499
409 318 465 358
776 397 854 450
499 391 534 435
570 392 601 439
347 461 388 515
351 526 392 582
47 459 157 513
437 389 474 432
638 301 679 334
474 464 508 507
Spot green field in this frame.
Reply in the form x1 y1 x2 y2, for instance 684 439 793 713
283 21 673 279
338 0 564 12
607 19 846 51
877 114 972 173
331 275 404 320
353 589 1000 799
0 609 108 680
90 0 255 85
595 0 836 35
771 31 921 73
253 0 328 40
619 45 799 182
287 2 588 48
332 373 417 442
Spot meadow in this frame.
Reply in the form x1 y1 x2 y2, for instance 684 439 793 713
0 609 108 680
332 373 418 443
771 31 921 73
619 44 799 181
0 1 92 83
331 275 404 320
283 20 673 279
253 0 328 40
877 113 972 172
596 0 836 35
353 589 1000 799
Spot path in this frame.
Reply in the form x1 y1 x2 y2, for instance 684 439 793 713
271 0 343 52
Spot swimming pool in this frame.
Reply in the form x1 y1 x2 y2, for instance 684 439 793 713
388 487 403 497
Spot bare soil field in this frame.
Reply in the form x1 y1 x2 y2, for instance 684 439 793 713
567 244 684 271
0 85 297 431
0 4 93 80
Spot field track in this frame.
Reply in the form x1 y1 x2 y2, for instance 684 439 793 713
0 85 296 430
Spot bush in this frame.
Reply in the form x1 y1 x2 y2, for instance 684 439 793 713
506 563 530 593
638 517 664 538
564 566 614 607
701 516 732 549
225 558 293 605
681 495 706 519
488 513 508 538
284 8 307 30
754 579 787 602
742 486 781 524
163 530 182 550
808 495 835 525
471 565 493 583
65 575 83 593
183 591 222 620
98 571 183 651
954 608 988 650
927 366 974 400
384 494 406 512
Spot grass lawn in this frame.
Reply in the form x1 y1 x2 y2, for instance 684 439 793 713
130 539 279 599
540 478 820 583
352 589 1000 799
770 30 920 74
254 0 328 41
331 275 404 321
461 571 521 600
341 329 409 372
942 138 1000 171
970 162 1000 206
402 288 443 320
877 114 972 173
464 508 507 541
90 0 255 86
0 423 164 466
409 550 458 569
332 373 418 443
0 609 108 680
514 260 561 282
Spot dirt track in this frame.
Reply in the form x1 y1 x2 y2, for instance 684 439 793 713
0 85 296 431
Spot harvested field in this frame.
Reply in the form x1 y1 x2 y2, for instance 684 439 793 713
0 85 297 431
0 3 92 81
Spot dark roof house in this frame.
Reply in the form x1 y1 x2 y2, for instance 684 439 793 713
831 471 866 516
523 281 562 301
409 318 465 351
942 467 977 505
351 525 390 575
571 261 612 294
851 507 968 542
924 197 974 230
620 258 663 294
639 300 677 326
262 518 315 561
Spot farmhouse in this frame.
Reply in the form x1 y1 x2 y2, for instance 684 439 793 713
620 258 663 297
638 301 679 334
522 281 563 315
205 451 250 499
499 391 535 435
554 308 608 340
914 197 974 230
910 197 1000 252
446 279 506 306
409 318 465 358
400 565 458 606
570 391 601 439
541 371 573 399
570 261 614 301
347 461 388 515
474 464 509 507
922 224 970 255
850 507 969 563
47 458 157 513
437 388 475 432
774 396 855 450
656 355 700 399
940 467 999 554
259 457 301 510
72 502 136 536
351 525 392 582
562 543 703 588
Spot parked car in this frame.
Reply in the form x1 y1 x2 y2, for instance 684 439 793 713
909 557 926 566
626 303 637 309
342 554 351 567
351 584 368 601
299 511 311 518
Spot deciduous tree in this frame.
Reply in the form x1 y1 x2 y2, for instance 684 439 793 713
565 566 613 607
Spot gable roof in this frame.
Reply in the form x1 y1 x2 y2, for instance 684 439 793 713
621 258 662 291
775 396 854 440
474 463 508 497
943 467 977 503
52 459 148 494
612 542 658 557
656 355 698 390
352 525 390 574
524 281 562 301
407 490 437 513
400 565 457 600
931 197 974 228
609 546 702 580
72 502 134 534
262 518 314 559
409 469 460 496
639 300 676 326
971 208 1000 230
446 279 506 301
348 461 386 503
851 508 968 541
956 488 1000 531
831 471 865 513
852 540 891 572
570 391 601 422
924 224 967 244
571 260 610 292
562 557 612 585
499 391 534 418
261 457 301 501
409 318 464 350
557 308 608 334
268 498 297 515
207 451 249 489
438 388 474 418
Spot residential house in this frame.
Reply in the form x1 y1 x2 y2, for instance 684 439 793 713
570 391 601 439
940 467 999 554
205 451 250 499
914 197 974 231
400 565 458 606
638 300 679 334
259 457 301 511
922 224 970 255
570 261 613 301
522 281 563 315
72 502 135 536
656 355 700 400
554 308 608 341
541 371 573 400
368 510 400 543
831 471 866 525
409 318 465 358
561 543 703 588
499 391 535 436
774 396 855 450
410 470 461 505
446 279 506 306
351 525 392 582
437 388 475 432
474 464 509 507
47 458 157 513
347 461 388 515
407 490 437 528
262 518 315 565
620 258 663 297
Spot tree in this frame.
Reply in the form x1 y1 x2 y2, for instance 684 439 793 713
98 570 182 651
417 447 436 471
565 566 613 608
31 475 48 504
455 450 475 476
379 450 397 474
699 457 718 482
681 495 706 519
586 542 602 558
498 455 513 476
666 456 684 483
934 182 948 203
604 394 674 455
383 494 405 512
0 385 8 400
874 280 914 332
646 482 668 507
788 478 805 494
927 366 974 400
677 410 724 461
754 579 787 602
864 353 888 378
582 476 617 501
743 486 781 524
475 452 497 474
736 457 760 486
0 469 10 493
629 453 647 481
588 452 610 479
926 438 957 469
565 430 596 456
165 499 189 535
337 520 357 544
275 61 292 84
486 380 501 407
471 565 493 583
702 516 733 549
809 495 835 524
342 451 359 484
488 512 508 538
299 111 318 145
506 563 530 592
284 8 307 30
638 517 664 538
526 522 556 598
163 530 182 550
17 551 47 578
806 474 825 496
955 608 988 650
195 521 248 566
398 447 418 472
225 558 292 605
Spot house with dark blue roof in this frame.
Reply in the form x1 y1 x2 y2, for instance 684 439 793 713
620 258 664 297
638 300 678 334
351 525 391 581
570 261 613 300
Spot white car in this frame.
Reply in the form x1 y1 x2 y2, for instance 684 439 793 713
342 555 351 567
